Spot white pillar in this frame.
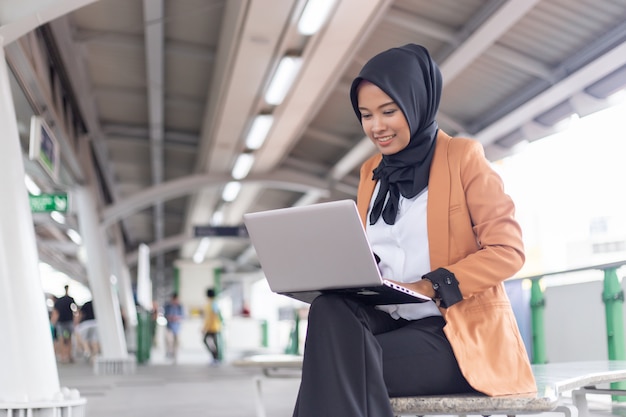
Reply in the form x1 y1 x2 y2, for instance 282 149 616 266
0 39 61 402
111 244 138 325
136 243 153 311
109 244 138 351
74 186 128 358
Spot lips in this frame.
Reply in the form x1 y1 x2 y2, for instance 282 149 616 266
375 134 395 145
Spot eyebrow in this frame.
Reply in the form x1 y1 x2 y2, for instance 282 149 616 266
358 100 396 111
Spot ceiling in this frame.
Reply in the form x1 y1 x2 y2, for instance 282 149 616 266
5 0 626 296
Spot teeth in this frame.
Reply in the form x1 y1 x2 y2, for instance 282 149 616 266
377 135 393 142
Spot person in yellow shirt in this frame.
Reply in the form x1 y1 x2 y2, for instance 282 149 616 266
202 288 222 363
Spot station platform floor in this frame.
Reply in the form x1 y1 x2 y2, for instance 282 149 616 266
57 346 301 417
56 345 626 417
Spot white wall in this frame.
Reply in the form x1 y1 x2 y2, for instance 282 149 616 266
543 273 626 362
175 260 221 312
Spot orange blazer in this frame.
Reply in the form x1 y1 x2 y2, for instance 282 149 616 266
356 131 536 396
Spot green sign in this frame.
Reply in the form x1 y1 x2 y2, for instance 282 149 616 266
29 193 69 213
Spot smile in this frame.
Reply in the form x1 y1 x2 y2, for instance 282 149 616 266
376 134 395 143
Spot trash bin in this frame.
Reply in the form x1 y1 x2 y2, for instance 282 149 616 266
136 309 152 364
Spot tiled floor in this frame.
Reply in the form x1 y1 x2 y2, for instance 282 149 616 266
55 346 626 417
57 357 300 417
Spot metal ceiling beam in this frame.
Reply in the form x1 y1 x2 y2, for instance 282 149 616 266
221 0 395 267
93 87 204 111
143 0 165 254
475 39 626 144
101 169 336 228
74 29 216 62
384 6 456 43
4 38 86 185
181 0 296 261
328 137 375 181
125 233 190 266
486 44 554 81
254 0 395 172
48 17 118 198
199 0 296 175
306 126 354 148
436 111 469 136
102 123 199 149
472 18 626 137
0 0 98 44
439 0 541 84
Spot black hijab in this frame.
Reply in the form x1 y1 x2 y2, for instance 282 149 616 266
349 44 442 225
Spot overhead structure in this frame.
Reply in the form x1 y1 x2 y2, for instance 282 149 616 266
5 0 626 297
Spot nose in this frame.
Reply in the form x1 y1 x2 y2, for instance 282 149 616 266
370 115 385 132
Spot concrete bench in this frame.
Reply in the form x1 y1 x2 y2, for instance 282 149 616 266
233 356 626 417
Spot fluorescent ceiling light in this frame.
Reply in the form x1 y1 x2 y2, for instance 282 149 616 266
297 0 336 35
66 229 82 245
222 181 242 202
24 174 41 195
232 153 255 180
50 211 66 224
245 115 274 149
211 210 224 226
264 56 303 106
193 237 211 264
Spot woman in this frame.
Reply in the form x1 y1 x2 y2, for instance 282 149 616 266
202 288 222 363
291 44 535 417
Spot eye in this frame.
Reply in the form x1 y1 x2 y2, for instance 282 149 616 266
383 108 397 116
360 112 372 119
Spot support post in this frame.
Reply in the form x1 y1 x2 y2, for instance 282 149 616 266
74 186 135 374
530 278 547 364
602 267 626 401
0 36 81 410
285 310 300 355
214 267 224 361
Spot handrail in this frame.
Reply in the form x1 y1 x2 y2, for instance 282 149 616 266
518 259 626 367
518 260 626 281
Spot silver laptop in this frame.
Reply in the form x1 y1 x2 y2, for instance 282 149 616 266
243 199 432 304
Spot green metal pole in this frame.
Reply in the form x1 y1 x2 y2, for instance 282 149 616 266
213 268 225 361
213 267 222 294
173 267 180 294
260 320 269 348
285 310 300 355
602 267 626 401
530 278 547 364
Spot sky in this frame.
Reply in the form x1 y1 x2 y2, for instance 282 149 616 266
494 94 626 279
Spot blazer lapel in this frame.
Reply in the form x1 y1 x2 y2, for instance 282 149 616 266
427 131 451 269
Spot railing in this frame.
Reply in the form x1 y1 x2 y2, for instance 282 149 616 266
520 260 626 399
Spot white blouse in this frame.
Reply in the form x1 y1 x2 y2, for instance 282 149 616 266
366 183 442 320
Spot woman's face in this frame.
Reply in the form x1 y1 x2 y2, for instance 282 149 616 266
357 81 411 155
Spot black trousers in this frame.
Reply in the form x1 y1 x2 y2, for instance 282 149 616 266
292 294 475 417
203 332 219 360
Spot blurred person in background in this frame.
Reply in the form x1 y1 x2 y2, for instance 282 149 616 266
202 288 222 364
75 300 99 362
163 292 184 362
51 285 76 363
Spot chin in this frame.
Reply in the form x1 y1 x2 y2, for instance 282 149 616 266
379 146 401 155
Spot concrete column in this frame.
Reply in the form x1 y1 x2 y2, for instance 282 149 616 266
74 186 128 358
110 243 138 351
0 39 61 402
136 243 153 311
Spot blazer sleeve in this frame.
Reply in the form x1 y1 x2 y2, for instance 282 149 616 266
444 139 525 297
